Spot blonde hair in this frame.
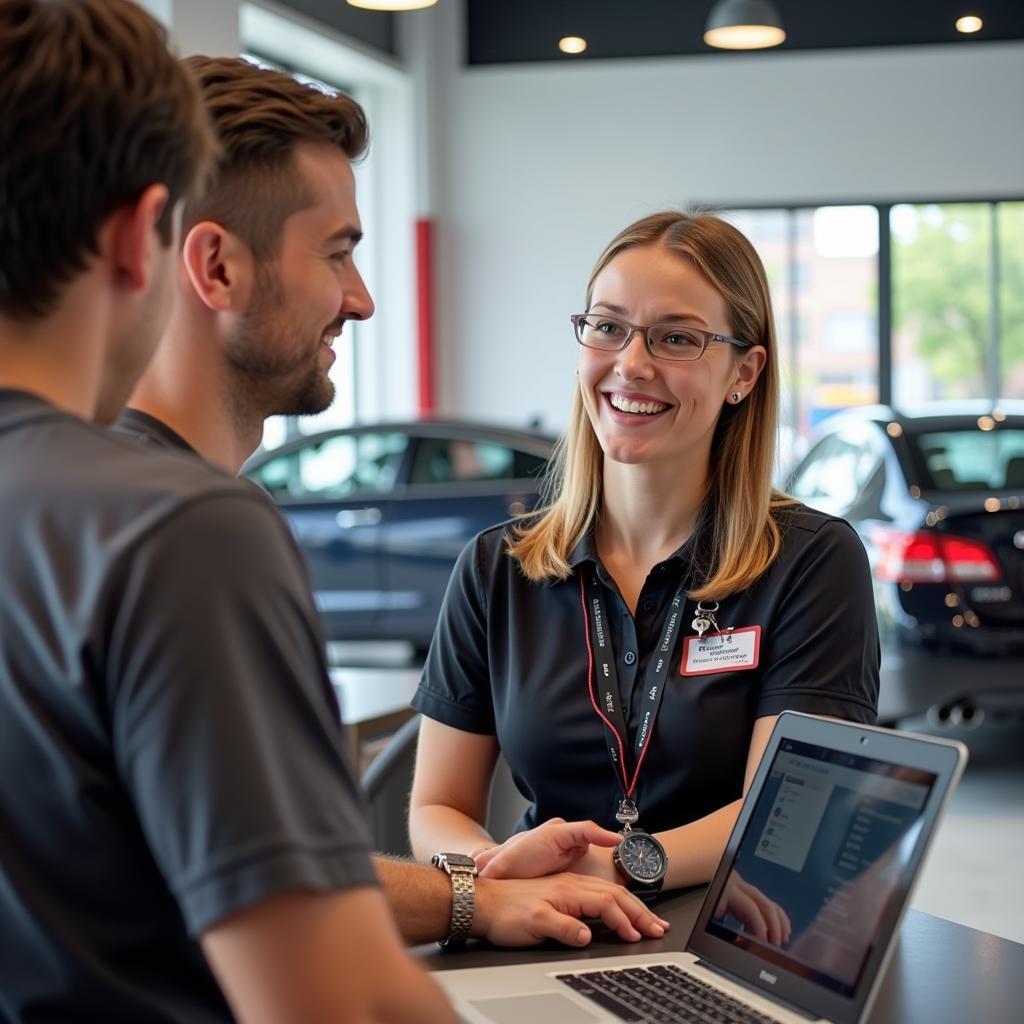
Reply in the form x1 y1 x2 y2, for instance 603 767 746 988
508 211 795 601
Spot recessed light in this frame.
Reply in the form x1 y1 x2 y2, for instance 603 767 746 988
559 36 587 55
955 15 983 34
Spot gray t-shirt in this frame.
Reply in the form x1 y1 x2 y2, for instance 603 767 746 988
0 390 377 1023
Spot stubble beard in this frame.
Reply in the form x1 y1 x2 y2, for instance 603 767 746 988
225 262 336 424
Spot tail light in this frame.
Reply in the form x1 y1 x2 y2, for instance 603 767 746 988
873 529 1002 584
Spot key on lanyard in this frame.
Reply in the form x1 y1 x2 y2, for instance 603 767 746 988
691 601 719 638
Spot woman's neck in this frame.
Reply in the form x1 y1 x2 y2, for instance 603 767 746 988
597 456 708 568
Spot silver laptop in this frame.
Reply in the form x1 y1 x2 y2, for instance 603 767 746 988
433 712 967 1024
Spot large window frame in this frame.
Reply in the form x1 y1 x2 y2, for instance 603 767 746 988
717 197 1024 437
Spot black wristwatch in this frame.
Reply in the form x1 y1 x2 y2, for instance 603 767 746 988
612 828 667 901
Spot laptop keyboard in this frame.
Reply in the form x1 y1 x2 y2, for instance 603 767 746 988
555 963 784 1024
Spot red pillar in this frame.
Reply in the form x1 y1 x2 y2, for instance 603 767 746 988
415 218 435 416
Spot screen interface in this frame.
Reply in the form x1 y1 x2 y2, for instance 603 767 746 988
706 738 937 998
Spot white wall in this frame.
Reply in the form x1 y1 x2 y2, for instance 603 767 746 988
424 0 1024 432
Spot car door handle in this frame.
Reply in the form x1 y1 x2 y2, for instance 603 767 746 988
336 507 383 528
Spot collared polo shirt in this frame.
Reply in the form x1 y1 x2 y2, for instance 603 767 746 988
412 504 879 836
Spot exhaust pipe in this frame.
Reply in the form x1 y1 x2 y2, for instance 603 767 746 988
927 702 985 730
950 702 985 730
927 704 955 729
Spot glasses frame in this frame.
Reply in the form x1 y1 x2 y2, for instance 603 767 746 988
570 312 752 362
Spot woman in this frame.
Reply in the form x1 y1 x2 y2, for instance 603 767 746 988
409 211 879 901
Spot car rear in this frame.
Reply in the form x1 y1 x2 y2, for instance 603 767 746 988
874 416 1024 724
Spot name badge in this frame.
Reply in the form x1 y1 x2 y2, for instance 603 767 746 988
681 626 761 676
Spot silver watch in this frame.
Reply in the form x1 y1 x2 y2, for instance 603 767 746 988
431 852 478 948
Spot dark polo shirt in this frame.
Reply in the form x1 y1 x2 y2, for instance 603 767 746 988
114 406 197 455
412 504 879 836
0 390 377 1023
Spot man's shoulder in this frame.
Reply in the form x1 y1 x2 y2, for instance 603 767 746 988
3 408 267 535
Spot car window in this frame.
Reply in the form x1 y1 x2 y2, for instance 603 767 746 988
911 428 1024 491
410 438 543 485
251 432 407 500
790 428 883 511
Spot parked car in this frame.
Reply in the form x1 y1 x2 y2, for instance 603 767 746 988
786 402 1024 726
244 420 555 652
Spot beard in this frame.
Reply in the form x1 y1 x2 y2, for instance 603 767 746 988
224 261 336 420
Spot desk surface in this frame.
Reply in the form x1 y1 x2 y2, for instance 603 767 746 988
417 887 1024 1023
329 666 419 725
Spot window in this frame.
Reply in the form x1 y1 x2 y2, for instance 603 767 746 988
910 428 1024 492
722 199 1022 455
252 432 407 499
409 438 546 485
789 427 884 513
1000 202 1024 400
892 204 991 404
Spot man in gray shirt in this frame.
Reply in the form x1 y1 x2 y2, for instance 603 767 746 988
0 4 448 1022
116 53 670 957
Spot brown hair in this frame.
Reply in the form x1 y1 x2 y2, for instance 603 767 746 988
182 56 369 259
0 0 216 321
510 211 797 600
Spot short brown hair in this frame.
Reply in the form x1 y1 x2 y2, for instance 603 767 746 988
182 56 369 259
0 0 216 321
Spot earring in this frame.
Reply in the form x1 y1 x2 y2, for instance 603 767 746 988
730 391 742 404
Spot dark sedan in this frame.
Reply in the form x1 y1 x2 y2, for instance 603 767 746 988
786 402 1024 726
245 420 555 651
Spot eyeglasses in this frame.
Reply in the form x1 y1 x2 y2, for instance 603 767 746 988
570 312 752 362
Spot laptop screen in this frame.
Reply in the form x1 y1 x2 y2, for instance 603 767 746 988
703 736 938 998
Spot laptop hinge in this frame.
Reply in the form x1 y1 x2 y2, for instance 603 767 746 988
693 959 820 1022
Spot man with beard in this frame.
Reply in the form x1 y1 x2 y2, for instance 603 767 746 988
0 3 456 1022
116 56 670 952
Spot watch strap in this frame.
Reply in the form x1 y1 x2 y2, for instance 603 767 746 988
431 853 477 948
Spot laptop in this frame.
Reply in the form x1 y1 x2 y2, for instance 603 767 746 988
433 711 967 1024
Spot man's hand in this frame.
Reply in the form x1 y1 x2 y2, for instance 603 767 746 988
473 873 670 948
472 818 622 880
715 872 791 946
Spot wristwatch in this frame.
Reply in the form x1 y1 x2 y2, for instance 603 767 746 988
430 852 478 947
612 828 667 901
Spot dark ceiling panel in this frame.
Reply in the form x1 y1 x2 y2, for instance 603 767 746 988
467 1 1024 65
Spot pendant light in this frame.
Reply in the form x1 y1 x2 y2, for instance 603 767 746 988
704 0 786 50
347 0 438 11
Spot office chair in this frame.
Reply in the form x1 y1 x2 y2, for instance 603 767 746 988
360 714 528 857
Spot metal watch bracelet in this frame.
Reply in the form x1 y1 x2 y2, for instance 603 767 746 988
430 852 477 948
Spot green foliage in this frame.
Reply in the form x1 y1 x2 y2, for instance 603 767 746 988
893 204 1024 396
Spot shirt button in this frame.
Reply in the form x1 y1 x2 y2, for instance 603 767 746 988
641 599 656 613
624 651 636 665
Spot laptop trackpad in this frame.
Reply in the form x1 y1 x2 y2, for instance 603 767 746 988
470 993 600 1023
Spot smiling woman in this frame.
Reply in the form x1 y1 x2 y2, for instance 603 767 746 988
408 211 880 906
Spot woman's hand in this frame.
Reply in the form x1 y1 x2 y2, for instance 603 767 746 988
473 818 622 880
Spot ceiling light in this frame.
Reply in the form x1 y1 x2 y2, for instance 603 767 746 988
955 15 983 34
347 0 438 11
559 36 587 55
704 0 785 50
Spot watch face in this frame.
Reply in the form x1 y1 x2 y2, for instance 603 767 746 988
617 832 666 883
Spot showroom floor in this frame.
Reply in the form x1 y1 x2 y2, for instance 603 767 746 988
331 645 1024 947
905 715 1024 945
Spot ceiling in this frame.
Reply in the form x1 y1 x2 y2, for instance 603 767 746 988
466 0 1024 65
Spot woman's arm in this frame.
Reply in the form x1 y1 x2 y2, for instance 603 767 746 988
477 715 780 890
408 717 501 860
